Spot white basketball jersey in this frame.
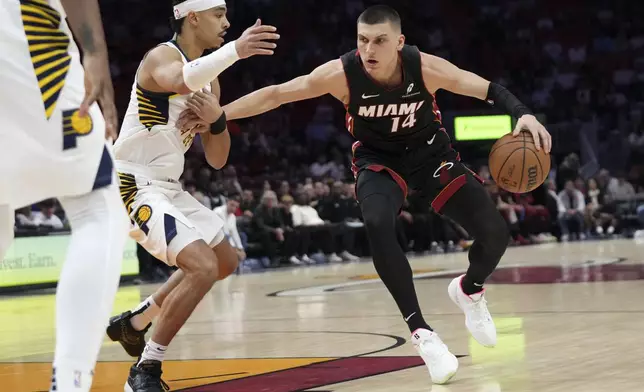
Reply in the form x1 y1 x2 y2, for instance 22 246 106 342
0 0 110 208
114 41 212 182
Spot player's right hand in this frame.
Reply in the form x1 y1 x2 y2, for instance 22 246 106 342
235 19 279 58
80 52 118 141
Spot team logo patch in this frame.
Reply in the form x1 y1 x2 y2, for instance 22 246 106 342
134 205 152 235
135 205 152 225
70 110 93 134
62 109 94 150
433 161 454 185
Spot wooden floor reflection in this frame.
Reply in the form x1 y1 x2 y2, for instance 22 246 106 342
2 239 644 391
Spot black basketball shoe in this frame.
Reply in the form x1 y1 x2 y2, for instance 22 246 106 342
125 360 169 392
106 311 151 357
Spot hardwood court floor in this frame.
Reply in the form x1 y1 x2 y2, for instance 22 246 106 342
2 239 644 391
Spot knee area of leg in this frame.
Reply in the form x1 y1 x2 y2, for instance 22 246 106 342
217 254 239 280
360 194 395 230
181 250 219 282
194 257 219 281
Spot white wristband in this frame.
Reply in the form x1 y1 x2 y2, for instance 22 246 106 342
182 41 240 91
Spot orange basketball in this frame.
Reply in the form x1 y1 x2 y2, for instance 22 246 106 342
489 131 550 193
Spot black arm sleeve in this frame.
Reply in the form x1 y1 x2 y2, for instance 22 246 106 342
485 82 533 119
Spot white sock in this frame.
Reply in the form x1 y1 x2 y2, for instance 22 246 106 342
130 296 160 331
50 364 94 392
139 340 167 364
53 179 130 392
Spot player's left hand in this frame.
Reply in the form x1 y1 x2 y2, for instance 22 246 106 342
179 90 223 127
177 109 209 134
512 114 551 154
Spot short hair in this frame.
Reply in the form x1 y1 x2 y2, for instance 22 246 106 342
170 0 186 34
357 5 401 31
227 193 241 202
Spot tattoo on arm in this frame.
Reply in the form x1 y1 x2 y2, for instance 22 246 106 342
78 23 96 54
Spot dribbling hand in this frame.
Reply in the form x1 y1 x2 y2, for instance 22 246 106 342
235 19 280 58
512 114 552 154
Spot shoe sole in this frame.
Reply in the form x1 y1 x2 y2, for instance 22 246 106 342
447 277 496 348
433 368 458 385
124 382 134 392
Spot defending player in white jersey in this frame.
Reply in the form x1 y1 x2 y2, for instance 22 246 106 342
0 0 128 391
105 0 279 390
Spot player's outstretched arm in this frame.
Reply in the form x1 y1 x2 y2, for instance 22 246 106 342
223 60 346 120
60 0 118 139
420 53 551 153
145 19 279 95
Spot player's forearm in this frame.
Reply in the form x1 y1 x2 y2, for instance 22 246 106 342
183 42 240 92
223 86 282 120
485 82 532 119
60 0 108 56
201 131 231 170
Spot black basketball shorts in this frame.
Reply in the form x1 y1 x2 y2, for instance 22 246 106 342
351 141 483 213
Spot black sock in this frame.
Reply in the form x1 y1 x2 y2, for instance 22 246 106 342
404 311 433 333
461 274 484 295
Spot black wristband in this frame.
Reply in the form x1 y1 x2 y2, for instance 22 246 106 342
209 111 227 135
485 82 532 119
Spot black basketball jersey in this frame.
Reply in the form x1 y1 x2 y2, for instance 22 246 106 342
341 45 443 153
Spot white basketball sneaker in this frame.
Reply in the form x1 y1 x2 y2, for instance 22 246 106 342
448 275 497 347
411 328 459 384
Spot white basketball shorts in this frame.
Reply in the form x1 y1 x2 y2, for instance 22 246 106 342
118 172 225 266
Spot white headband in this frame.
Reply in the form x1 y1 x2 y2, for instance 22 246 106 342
173 0 226 20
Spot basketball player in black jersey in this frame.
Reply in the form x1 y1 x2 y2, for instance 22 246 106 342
186 5 551 384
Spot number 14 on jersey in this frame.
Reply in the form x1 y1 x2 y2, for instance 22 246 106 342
391 113 417 133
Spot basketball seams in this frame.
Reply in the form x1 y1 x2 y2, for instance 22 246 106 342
517 132 526 191
489 139 525 156
494 146 526 185
528 147 546 179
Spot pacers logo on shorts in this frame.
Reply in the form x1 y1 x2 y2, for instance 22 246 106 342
134 205 152 235
20 0 72 119
62 109 93 150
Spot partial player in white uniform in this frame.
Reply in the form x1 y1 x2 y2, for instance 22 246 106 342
0 0 128 391
104 1 279 390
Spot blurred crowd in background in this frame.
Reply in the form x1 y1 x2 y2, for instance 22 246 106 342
13 0 644 281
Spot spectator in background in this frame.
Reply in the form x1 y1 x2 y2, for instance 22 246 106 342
15 207 38 228
33 200 64 230
558 180 586 240
208 181 227 209
213 194 246 262
291 192 344 263
315 182 360 260
277 180 291 199
240 190 256 218
279 195 313 265
607 172 636 200
493 185 531 246
251 191 286 266
586 178 617 235
557 153 580 190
